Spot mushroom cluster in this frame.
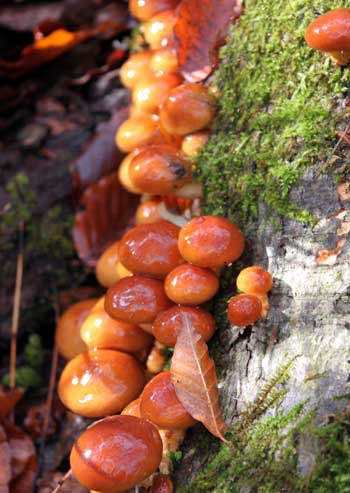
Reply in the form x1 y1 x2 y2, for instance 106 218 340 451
53 1 273 492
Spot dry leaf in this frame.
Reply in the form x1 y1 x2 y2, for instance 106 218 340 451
337 182 350 202
0 425 11 493
0 387 23 421
174 0 243 82
316 237 347 266
170 314 228 442
72 172 138 266
70 109 128 197
0 23 123 79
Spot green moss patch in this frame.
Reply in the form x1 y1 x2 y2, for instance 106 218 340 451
197 0 350 225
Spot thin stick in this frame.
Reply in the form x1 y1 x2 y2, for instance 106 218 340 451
9 220 24 421
52 469 72 493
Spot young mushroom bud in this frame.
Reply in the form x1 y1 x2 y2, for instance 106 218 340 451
116 114 165 153
153 305 215 347
150 47 179 75
70 415 162 492
181 131 210 157
143 9 177 50
164 264 219 305
140 371 196 430
121 397 141 417
55 299 97 360
305 8 350 66
120 50 153 89
227 294 262 327
236 266 273 295
105 275 172 324
178 215 245 268
129 0 179 21
118 221 184 279
58 349 145 417
80 306 153 353
136 198 162 225
118 149 143 194
132 73 182 115
95 241 132 288
160 84 216 136
151 475 174 493
128 144 192 195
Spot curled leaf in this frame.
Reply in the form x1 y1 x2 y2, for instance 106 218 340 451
0 23 123 79
174 0 243 82
72 172 138 266
170 314 228 442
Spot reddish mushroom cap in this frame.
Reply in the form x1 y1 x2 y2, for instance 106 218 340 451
70 415 162 492
305 8 350 52
227 294 262 327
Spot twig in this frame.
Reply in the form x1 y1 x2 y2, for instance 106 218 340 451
9 219 25 422
52 469 72 493
317 121 350 176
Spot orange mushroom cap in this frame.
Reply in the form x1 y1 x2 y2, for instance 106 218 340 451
227 294 262 327
305 8 350 53
118 220 184 279
70 415 162 492
140 371 196 430
129 0 179 21
236 265 273 295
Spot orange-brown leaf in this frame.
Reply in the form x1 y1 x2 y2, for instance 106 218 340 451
174 0 243 82
0 387 23 421
0 23 123 79
170 314 228 442
72 172 138 267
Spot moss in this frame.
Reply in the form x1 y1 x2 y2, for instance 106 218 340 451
180 361 350 493
197 0 350 226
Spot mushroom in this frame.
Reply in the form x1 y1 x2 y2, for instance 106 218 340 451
80 306 153 353
116 114 165 153
55 299 97 360
143 9 177 50
128 144 192 195
160 83 216 136
120 50 154 89
118 220 184 279
105 276 172 324
181 131 210 157
95 241 132 288
129 0 179 22
118 149 144 194
70 415 163 492
164 263 219 305
58 349 145 417
135 198 162 225
178 215 245 268
150 47 179 75
227 294 263 327
305 8 350 65
236 265 273 295
132 73 182 114
140 371 196 430
153 305 215 347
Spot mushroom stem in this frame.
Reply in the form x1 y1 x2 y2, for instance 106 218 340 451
158 202 188 227
330 50 350 66
174 181 203 199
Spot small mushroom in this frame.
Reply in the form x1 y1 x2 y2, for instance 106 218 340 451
305 8 350 65
227 294 262 327
236 265 273 295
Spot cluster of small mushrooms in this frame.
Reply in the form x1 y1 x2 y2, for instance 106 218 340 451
63 0 350 491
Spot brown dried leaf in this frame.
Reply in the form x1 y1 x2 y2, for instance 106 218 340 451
70 109 128 197
170 314 228 442
0 387 23 421
0 425 11 493
0 23 123 79
337 182 350 202
316 237 347 266
174 0 243 82
72 172 138 267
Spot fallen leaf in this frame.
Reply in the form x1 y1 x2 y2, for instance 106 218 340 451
72 172 138 266
4 424 36 482
337 182 350 202
174 0 243 82
70 109 128 196
170 314 228 442
0 23 123 79
317 237 347 266
0 387 23 421
0 425 11 493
